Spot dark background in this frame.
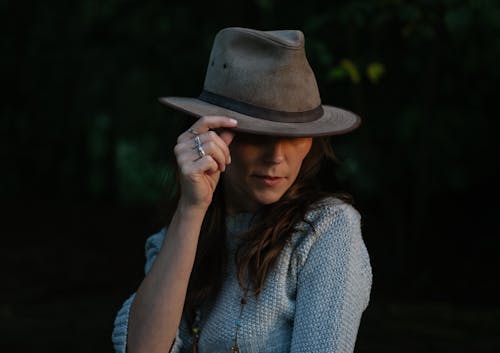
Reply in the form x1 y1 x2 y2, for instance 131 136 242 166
2 0 499 352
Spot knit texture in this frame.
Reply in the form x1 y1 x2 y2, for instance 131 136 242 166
112 197 372 353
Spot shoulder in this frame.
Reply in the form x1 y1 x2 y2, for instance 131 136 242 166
143 227 167 274
290 196 365 271
144 227 167 252
305 196 361 234
290 197 371 305
145 227 167 254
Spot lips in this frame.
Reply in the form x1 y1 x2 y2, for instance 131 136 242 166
253 175 284 186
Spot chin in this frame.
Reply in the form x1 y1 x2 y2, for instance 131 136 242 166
253 190 285 206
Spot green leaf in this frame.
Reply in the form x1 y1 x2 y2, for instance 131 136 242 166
327 67 348 81
366 62 385 84
340 59 361 84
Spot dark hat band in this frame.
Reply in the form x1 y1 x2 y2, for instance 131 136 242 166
198 90 324 123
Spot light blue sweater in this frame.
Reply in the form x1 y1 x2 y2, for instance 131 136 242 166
112 198 372 353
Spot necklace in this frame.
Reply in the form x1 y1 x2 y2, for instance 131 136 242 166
191 309 201 353
191 287 249 353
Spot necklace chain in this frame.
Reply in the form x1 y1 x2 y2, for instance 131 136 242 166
191 287 249 353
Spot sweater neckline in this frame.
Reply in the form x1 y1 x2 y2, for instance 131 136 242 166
225 212 255 249
225 212 255 229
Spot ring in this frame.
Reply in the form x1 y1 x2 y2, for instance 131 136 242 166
189 128 199 136
195 144 206 159
194 135 202 147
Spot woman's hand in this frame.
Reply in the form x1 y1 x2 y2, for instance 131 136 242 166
174 116 237 211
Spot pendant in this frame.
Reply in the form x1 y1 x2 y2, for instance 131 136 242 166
231 344 240 352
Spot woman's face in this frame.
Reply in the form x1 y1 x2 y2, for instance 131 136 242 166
223 133 313 214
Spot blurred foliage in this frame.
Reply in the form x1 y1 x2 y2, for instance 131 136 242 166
366 62 385 83
339 58 361 83
2 0 500 298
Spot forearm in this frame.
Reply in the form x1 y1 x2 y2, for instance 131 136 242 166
127 202 206 353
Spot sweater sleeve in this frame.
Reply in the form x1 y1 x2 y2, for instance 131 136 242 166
290 202 372 353
112 227 184 353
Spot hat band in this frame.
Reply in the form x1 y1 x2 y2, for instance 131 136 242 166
199 90 323 123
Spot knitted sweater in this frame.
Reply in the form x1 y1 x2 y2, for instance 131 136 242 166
112 197 372 353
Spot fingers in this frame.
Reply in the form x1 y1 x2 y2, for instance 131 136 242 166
199 131 231 165
180 155 219 178
174 131 231 172
174 116 237 208
204 135 230 169
178 116 237 144
175 115 237 174
218 129 236 147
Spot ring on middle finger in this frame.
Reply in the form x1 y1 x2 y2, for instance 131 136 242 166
194 135 202 147
195 144 206 159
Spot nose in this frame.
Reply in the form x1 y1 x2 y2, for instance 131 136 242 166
263 139 285 164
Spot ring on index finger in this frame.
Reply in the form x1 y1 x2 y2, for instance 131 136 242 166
189 128 199 136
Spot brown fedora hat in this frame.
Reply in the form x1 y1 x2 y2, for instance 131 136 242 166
159 27 361 137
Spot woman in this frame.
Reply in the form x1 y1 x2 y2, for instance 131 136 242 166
112 27 372 353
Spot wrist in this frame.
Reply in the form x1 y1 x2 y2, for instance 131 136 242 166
177 198 210 218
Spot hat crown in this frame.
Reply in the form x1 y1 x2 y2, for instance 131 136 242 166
203 27 321 113
159 27 361 137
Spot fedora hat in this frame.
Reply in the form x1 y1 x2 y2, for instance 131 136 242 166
159 27 361 137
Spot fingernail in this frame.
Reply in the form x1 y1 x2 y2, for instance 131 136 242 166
229 118 237 125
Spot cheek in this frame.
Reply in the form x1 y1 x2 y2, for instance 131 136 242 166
225 145 257 183
292 140 313 169
229 140 263 169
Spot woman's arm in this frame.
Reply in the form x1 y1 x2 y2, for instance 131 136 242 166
113 116 237 353
126 204 206 353
111 229 169 353
290 202 372 353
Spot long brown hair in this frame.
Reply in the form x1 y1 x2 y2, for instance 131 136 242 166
160 134 353 327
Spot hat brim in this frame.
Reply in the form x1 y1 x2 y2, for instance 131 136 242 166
158 96 361 137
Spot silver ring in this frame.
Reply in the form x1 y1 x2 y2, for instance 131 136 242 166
194 135 202 147
196 144 206 159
